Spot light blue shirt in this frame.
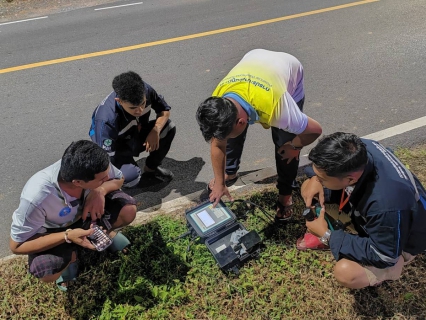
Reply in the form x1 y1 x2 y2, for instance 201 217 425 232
223 93 259 125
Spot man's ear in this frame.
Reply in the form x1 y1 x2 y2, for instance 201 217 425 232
347 177 356 184
72 179 83 187
237 118 248 126
346 172 360 184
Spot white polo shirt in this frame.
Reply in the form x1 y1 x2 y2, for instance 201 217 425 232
10 160 122 243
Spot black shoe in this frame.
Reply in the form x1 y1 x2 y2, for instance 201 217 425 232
142 167 174 182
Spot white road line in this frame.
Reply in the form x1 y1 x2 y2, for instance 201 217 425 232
0 16 48 26
362 116 426 141
141 115 426 217
300 115 426 157
94 2 143 11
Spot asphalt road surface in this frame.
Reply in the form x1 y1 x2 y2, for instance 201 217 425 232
0 0 425 258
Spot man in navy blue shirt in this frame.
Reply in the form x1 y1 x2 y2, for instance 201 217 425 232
301 132 426 288
90 71 176 188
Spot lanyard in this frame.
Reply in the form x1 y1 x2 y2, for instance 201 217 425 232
339 189 350 213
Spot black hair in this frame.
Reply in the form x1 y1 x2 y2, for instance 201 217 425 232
112 71 146 106
308 132 367 177
59 140 110 182
195 97 238 142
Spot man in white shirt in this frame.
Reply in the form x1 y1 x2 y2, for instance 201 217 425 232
10 140 137 290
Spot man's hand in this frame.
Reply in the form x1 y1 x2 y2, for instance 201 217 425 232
68 228 96 250
277 143 300 164
209 183 234 207
144 127 160 152
82 188 106 221
302 176 325 207
305 207 328 237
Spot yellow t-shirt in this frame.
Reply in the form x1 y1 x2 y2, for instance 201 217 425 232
212 49 307 134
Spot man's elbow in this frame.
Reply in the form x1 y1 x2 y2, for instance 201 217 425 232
304 117 322 136
311 126 322 138
9 238 23 255
311 119 322 136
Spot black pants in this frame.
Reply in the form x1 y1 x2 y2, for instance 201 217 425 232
226 98 305 196
111 119 176 184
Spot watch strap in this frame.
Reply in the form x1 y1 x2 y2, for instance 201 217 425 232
319 229 332 246
290 140 303 150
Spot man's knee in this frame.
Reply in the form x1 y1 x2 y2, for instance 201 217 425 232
160 120 176 140
334 260 353 284
334 259 370 289
120 164 141 188
118 204 137 226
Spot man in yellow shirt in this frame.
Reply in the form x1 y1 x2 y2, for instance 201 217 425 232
196 49 322 221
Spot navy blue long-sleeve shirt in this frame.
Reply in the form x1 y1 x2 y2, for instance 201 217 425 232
89 83 171 158
326 140 426 268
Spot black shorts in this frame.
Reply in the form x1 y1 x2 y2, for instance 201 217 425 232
28 190 136 279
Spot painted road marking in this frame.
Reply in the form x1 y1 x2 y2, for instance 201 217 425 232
300 116 426 158
135 116 426 216
0 0 379 74
94 2 143 11
0 16 48 26
362 116 426 141
142 115 426 214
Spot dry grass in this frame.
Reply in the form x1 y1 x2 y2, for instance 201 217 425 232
396 144 426 185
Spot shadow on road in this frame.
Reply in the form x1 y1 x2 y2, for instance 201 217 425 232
124 156 207 210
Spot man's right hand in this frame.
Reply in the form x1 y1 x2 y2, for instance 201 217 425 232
302 176 325 207
209 183 234 207
67 228 96 250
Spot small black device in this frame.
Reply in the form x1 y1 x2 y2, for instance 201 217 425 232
302 207 316 221
88 225 113 251
302 203 349 231
185 200 262 274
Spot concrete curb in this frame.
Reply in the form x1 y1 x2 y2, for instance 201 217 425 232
131 166 279 226
132 154 312 225
1 159 313 264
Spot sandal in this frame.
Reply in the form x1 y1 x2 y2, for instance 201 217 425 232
274 201 294 223
296 233 329 251
206 175 239 193
107 232 131 253
56 260 79 292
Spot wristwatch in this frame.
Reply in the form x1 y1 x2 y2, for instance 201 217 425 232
319 229 332 246
290 140 303 150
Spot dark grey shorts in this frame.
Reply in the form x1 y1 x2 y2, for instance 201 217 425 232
28 190 136 278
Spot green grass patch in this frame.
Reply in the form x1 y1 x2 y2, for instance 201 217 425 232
1 145 426 319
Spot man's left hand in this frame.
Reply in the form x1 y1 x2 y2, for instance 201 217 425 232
277 143 300 164
82 188 106 221
305 206 328 237
144 128 160 152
